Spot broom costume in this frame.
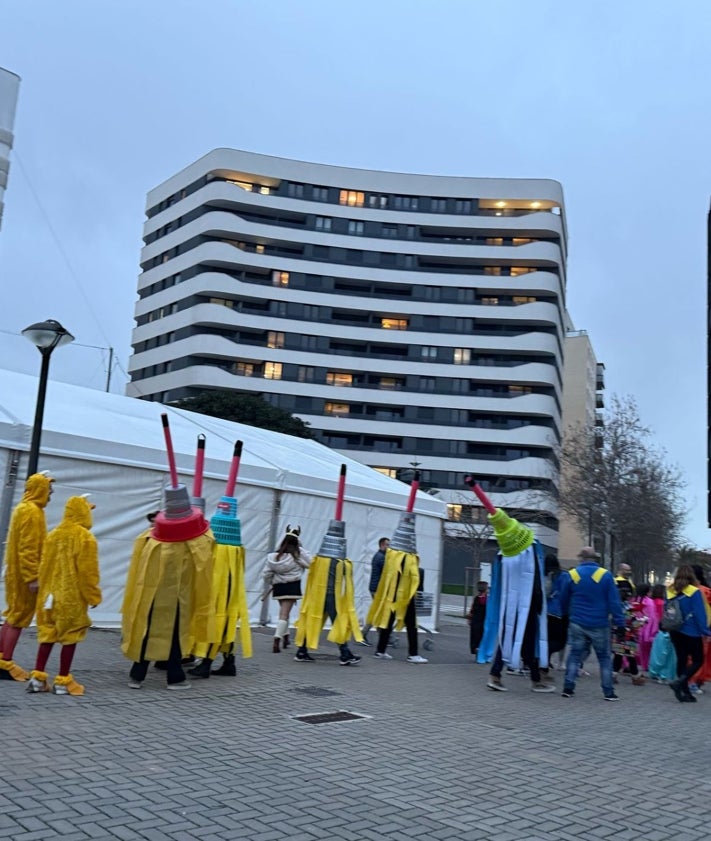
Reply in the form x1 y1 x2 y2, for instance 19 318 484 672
294 465 362 665
464 477 551 693
121 415 214 690
0 472 54 681
27 495 102 696
368 473 428 663
189 441 252 679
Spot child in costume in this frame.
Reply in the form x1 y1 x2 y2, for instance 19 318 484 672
189 442 252 678
263 527 311 655
27 496 102 696
0 472 54 681
293 465 363 666
612 594 646 686
633 584 658 673
121 415 214 690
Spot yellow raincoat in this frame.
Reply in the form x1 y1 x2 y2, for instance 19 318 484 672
194 543 252 659
2 473 53 627
295 555 363 649
121 531 214 663
36 496 102 645
366 547 420 631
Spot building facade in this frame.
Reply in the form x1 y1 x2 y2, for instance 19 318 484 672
557 328 605 566
0 67 20 231
128 149 567 547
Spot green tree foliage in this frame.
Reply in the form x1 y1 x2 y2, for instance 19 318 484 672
560 395 685 580
171 391 314 439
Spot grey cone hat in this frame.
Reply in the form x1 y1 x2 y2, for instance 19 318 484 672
389 511 417 553
317 519 347 559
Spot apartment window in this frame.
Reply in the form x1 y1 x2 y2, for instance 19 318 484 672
455 199 472 214
393 195 418 210
402 255 415 268
325 402 350 415
267 331 285 349
258 185 271 195
287 183 304 198
382 225 397 238
431 198 447 212
302 335 318 350
405 226 416 239
509 385 533 395
484 266 502 276
486 237 504 246
347 220 365 235
327 372 353 387
272 270 289 287
274 301 287 316
447 504 463 522
420 377 436 392
255 244 265 254
297 366 315 382
208 297 233 308
340 190 364 207
368 195 388 208
227 179 253 191
234 362 255 377
421 346 437 359
312 186 329 201
379 377 401 390
315 216 332 231
374 467 397 478
510 266 535 276
381 318 408 330
457 288 475 303
481 296 499 305
454 348 471 365
513 296 537 304
303 304 319 320
512 237 533 245
264 362 282 380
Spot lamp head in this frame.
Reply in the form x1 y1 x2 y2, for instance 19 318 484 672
22 319 74 351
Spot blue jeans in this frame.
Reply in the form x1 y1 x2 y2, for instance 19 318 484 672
564 622 614 697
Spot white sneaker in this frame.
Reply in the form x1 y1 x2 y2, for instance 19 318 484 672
128 679 142 689
374 652 392 660
407 655 428 664
166 681 191 691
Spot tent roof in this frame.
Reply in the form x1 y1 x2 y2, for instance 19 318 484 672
0 369 446 516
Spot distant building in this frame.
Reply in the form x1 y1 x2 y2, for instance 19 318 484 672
128 149 567 552
0 67 20 231
557 327 605 566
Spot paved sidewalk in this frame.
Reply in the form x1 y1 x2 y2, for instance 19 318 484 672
1 620 708 841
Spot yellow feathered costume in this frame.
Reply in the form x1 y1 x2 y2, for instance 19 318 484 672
2 473 53 627
121 531 214 663
36 496 102 645
295 555 362 650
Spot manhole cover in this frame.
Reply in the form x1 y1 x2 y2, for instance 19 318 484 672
293 710 369 725
292 686 342 697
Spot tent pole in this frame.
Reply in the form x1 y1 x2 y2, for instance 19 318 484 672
0 450 21 575
259 488 282 626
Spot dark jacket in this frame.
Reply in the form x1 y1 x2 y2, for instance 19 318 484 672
368 548 386 594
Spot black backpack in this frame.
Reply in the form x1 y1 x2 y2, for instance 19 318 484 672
660 596 684 632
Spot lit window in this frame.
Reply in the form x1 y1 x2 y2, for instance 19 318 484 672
381 318 408 330
530 201 541 209
380 377 402 390
259 185 271 195
227 180 253 191
272 270 289 287
297 366 315 382
264 362 282 380
255 244 265 254
327 372 353 387
509 385 533 395
421 346 437 358
347 220 365 235
485 237 504 246
454 348 471 365
510 266 534 276
447 504 462 521
208 297 234 308
234 362 254 377
315 216 332 231
484 267 502 276
495 201 506 208
267 331 284 349
481 297 499 305
512 296 537 304
512 238 533 246
373 467 397 478
339 190 365 207
325 402 350 415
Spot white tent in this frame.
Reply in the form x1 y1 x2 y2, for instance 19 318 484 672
0 369 446 629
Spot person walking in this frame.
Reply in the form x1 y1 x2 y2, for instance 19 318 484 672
0 472 55 681
262 527 311 656
359 537 389 646
544 554 568 668
27 496 102 696
666 565 711 703
467 581 488 657
558 547 626 701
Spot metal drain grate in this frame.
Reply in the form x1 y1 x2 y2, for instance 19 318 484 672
293 710 369 725
292 686 342 697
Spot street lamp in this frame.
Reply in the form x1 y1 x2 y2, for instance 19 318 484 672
22 319 74 478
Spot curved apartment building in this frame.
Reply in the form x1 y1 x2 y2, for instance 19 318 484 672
0 67 20 231
128 149 566 547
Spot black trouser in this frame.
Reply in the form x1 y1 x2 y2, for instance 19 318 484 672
377 598 418 656
130 605 186 685
669 632 704 685
489 605 542 683
613 653 638 675
297 592 352 658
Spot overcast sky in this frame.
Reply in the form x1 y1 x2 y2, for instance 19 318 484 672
1 1 710 544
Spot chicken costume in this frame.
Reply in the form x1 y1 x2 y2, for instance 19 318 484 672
294 465 363 664
189 441 252 679
121 415 214 689
27 495 102 696
0 472 54 681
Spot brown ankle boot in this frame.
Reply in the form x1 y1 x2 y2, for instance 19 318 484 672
273 637 281 653
283 634 290 649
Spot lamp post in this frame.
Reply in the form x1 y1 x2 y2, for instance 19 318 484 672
22 319 74 478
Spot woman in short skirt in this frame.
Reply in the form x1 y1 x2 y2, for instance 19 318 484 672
263 527 311 653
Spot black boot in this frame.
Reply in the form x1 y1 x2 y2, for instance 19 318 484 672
187 658 212 679
211 654 236 676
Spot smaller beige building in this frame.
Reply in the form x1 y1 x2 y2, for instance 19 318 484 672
557 328 604 566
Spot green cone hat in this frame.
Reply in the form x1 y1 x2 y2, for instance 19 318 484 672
488 509 534 557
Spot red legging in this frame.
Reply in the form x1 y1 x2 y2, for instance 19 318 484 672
35 643 76 676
